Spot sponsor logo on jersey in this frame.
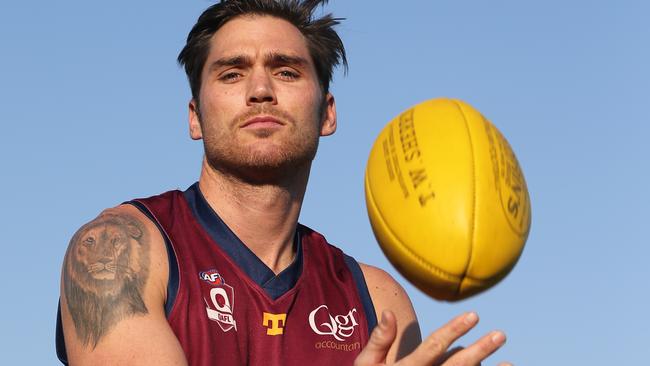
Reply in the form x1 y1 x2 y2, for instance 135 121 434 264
200 269 237 332
308 305 359 341
262 312 287 336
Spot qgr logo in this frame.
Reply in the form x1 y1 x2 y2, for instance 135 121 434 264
308 305 358 341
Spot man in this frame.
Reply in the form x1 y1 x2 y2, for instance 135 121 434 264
57 1 510 365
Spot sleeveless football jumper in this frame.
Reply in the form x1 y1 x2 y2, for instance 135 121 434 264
56 183 377 365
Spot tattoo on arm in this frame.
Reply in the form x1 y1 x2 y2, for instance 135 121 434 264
63 212 150 349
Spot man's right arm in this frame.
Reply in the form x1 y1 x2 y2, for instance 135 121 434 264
60 205 187 365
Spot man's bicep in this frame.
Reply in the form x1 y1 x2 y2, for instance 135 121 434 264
60 207 187 365
360 263 422 362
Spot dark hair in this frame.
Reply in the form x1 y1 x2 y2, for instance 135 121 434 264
178 0 347 104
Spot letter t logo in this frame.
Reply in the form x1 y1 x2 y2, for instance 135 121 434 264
262 312 287 336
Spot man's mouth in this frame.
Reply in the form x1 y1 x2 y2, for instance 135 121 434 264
241 116 285 129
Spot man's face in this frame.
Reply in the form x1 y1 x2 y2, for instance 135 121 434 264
189 15 337 183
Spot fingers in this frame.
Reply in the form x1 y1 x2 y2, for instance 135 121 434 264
443 330 507 366
400 312 479 365
356 311 510 366
354 311 397 365
433 346 464 364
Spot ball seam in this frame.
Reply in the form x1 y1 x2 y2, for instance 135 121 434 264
365 165 462 284
452 99 477 295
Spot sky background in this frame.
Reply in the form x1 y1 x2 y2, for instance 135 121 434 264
1 1 648 364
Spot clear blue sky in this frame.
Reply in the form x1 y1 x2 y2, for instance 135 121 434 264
1 1 648 364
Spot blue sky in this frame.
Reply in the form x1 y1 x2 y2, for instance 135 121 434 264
1 1 648 364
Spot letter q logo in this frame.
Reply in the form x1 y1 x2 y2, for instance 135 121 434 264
308 305 358 341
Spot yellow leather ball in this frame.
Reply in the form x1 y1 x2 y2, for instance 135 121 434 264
365 98 531 301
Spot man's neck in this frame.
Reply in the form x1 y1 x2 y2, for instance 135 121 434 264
198 159 310 274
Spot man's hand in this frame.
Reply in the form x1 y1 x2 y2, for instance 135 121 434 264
355 311 511 366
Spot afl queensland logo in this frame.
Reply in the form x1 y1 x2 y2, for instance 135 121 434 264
200 269 237 332
309 305 359 341
200 269 224 285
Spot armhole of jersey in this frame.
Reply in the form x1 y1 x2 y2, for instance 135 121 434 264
126 200 179 317
55 300 69 365
343 254 378 335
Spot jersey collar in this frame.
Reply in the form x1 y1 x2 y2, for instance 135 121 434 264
183 182 303 300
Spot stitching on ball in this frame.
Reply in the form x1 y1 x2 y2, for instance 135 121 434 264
365 172 461 284
452 99 477 296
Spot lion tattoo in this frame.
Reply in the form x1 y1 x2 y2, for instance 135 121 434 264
64 212 150 348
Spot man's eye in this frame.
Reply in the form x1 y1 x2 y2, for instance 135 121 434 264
219 72 242 82
277 70 299 80
83 237 95 246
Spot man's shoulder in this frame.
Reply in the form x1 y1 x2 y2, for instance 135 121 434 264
358 262 421 361
59 201 184 365
81 203 164 238
358 263 409 303
63 203 171 303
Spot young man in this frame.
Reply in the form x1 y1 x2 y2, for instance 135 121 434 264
57 1 509 365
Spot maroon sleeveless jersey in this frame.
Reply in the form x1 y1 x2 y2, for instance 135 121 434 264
55 184 377 365
129 184 376 365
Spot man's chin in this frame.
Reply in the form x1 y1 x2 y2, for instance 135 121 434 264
206 152 314 185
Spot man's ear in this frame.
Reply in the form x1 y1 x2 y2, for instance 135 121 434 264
189 99 203 140
320 93 337 137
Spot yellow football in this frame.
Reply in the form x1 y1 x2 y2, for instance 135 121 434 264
365 98 531 301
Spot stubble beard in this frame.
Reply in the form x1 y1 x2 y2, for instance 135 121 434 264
201 105 320 185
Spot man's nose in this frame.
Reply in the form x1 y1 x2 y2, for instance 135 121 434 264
246 68 276 105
